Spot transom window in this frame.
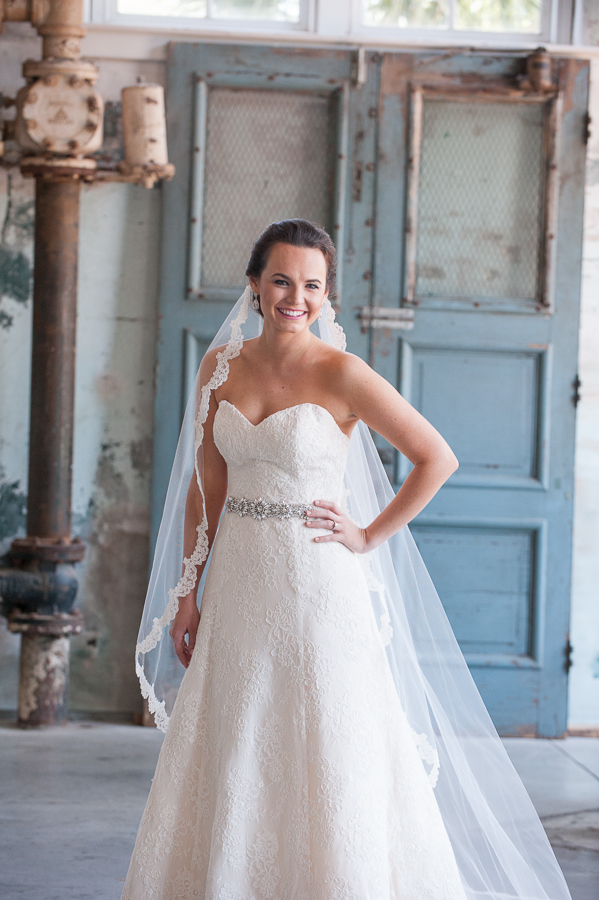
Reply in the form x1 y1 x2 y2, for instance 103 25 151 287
117 0 301 23
363 0 541 32
94 0 555 39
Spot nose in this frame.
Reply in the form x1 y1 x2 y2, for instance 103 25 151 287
290 283 304 306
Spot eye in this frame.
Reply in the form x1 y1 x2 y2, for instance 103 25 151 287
306 283 320 290
274 279 288 286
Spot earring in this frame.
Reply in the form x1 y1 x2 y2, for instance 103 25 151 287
250 290 260 312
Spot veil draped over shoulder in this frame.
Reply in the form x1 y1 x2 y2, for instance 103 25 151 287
136 285 571 900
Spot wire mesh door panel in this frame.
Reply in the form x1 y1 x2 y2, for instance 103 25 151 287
202 88 331 289
416 100 543 301
187 83 345 302
403 91 560 314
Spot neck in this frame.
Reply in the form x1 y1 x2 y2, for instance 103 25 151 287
255 318 317 369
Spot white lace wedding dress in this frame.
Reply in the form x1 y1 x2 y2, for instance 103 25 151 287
122 400 467 900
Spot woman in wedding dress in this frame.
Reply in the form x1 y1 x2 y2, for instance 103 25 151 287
123 220 572 900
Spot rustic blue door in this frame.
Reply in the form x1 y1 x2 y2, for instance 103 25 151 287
155 44 589 737
349 53 589 737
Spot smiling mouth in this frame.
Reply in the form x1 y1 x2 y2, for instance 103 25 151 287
276 308 307 319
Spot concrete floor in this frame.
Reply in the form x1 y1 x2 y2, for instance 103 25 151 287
0 720 597 900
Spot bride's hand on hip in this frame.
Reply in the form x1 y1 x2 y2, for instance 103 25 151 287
306 500 369 554
169 598 200 668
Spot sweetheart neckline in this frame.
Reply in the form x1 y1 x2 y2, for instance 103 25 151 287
217 399 351 444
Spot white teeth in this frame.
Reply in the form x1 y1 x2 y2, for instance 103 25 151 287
279 309 305 317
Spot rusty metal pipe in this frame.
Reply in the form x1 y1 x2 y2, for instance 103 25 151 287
0 174 86 728
38 0 85 61
18 630 70 726
27 178 80 540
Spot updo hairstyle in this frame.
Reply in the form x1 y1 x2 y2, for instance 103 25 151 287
245 219 337 316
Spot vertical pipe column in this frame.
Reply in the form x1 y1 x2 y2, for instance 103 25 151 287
27 178 80 540
12 175 83 727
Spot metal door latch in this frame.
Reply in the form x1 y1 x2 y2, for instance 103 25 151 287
357 306 415 333
572 374 581 408
564 635 573 673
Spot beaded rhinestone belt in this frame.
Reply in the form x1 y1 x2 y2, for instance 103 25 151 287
225 496 315 520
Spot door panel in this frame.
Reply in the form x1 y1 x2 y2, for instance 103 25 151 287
188 76 348 303
410 518 546 665
201 89 332 289
409 96 554 309
398 343 551 489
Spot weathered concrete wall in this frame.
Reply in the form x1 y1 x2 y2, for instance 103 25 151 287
0 166 34 706
68 180 161 712
568 56 599 730
0 28 164 713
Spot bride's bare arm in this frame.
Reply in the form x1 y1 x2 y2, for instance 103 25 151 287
306 352 458 553
170 350 228 667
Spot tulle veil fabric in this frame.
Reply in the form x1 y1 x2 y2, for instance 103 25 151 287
135 285 571 900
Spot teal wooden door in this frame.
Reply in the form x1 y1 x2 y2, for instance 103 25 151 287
350 53 589 737
153 42 352 538
155 44 588 737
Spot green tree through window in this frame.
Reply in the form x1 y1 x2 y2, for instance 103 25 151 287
363 0 541 31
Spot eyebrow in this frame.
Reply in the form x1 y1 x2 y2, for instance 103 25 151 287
271 272 323 284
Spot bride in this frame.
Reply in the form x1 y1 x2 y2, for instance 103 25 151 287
122 220 572 900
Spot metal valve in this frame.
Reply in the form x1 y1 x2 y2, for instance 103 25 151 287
15 62 103 156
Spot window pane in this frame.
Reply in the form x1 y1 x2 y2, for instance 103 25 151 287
117 0 207 16
455 0 541 32
211 0 299 19
362 0 541 30
117 0 299 19
363 0 447 27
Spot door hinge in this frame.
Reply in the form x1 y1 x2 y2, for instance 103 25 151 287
572 374 581 408
564 635 573 673
358 306 415 333
583 112 592 145
352 161 363 202
352 47 368 89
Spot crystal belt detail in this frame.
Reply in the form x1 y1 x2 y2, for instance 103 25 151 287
226 496 315 520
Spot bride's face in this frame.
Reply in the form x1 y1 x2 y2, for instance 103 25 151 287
249 243 329 333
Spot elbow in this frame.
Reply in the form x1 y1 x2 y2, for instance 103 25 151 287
416 444 458 480
440 446 459 480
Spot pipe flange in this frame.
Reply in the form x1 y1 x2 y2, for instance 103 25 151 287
10 536 86 564
23 58 99 84
21 155 98 179
7 609 84 636
117 161 176 188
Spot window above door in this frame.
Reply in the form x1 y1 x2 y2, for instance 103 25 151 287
88 0 571 44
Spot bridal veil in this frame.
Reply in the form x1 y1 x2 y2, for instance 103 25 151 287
135 285 571 900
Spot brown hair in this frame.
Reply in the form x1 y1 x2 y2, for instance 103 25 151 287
245 219 337 315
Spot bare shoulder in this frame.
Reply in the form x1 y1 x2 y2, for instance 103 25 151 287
322 346 377 388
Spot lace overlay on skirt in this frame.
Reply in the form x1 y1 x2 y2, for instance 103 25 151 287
122 401 466 900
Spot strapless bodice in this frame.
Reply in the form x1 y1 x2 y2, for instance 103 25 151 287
213 400 351 505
